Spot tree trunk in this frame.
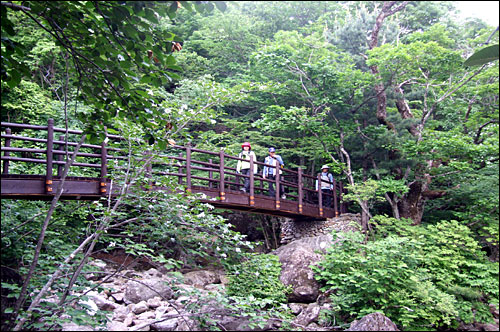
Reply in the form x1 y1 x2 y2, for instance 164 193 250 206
397 181 426 225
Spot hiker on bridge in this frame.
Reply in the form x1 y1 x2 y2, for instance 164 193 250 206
316 165 334 208
263 147 286 199
236 142 258 193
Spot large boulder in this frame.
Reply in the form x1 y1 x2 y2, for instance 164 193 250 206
273 234 333 302
124 278 174 304
183 270 220 288
346 312 399 331
292 303 321 327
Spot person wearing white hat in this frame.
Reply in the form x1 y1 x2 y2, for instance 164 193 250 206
316 165 334 207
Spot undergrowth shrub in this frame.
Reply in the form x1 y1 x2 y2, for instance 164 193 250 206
226 253 291 305
312 216 499 330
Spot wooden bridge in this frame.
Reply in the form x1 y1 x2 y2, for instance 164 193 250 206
1 119 347 221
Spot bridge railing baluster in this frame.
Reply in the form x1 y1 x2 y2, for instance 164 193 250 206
275 163 280 209
219 149 225 201
2 128 11 174
186 144 191 192
46 119 54 194
57 135 65 176
317 173 323 216
100 132 107 195
298 168 303 213
333 178 338 216
249 156 254 206
208 158 213 188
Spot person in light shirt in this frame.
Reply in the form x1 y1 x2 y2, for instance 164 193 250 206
315 165 334 208
236 142 258 193
262 147 285 199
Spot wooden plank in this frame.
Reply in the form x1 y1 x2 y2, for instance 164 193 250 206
1 178 45 195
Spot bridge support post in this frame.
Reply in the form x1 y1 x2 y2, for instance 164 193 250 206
45 119 54 194
298 167 303 213
249 156 255 206
2 128 11 174
186 144 192 193
275 163 280 210
100 133 107 195
219 149 225 201
317 173 323 217
333 178 339 216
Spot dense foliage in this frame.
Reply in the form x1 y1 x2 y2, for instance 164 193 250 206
1 1 498 331
226 253 291 305
313 216 499 330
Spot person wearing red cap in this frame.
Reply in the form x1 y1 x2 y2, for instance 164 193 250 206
236 142 257 193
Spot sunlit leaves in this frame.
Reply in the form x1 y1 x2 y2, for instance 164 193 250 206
313 219 499 329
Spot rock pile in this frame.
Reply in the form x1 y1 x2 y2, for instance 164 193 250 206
62 261 339 331
280 213 361 244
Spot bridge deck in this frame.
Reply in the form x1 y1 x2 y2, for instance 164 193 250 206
1 174 336 220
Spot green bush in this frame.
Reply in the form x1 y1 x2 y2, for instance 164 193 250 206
312 216 499 330
226 253 291 305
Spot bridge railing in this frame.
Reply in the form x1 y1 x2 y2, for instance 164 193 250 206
2 119 346 214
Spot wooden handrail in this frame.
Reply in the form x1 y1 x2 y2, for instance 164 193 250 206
1 119 346 215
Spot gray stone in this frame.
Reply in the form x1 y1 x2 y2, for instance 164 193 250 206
293 303 321 326
137 311 155 320
273 235 333 302
147 296 162 308
111 292 125 303
152 318 178 331
89 292 119 311
112 304 130 322
288 303 305 315
124 278 173 304
133 301 149 314
131 319 152 331
183 270 220 288
107 321 128 331
175 317 199 331
346 312 399 331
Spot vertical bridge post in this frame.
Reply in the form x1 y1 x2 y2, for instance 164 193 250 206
46 118 54 194
298 167 303 214
275 162 280 210
249 156 254 206
317 173 323 216
186 144 192 193
100 132 107 195
333 179 338 216
219 149 225 201
2 128 11 174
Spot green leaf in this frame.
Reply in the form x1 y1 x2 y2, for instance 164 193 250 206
464 44 499 67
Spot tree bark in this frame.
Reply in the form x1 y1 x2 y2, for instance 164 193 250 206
397 181 427 225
